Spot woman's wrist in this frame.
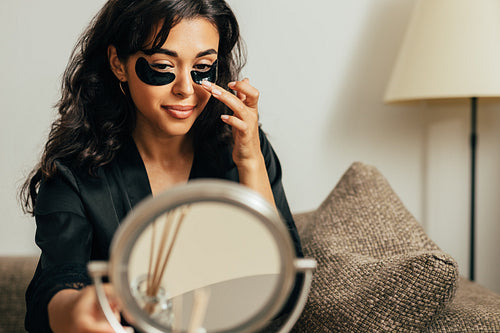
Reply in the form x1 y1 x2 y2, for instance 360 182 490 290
236 155 276 208
235 153 265 173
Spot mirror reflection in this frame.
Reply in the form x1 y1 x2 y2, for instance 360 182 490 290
127 202 281 332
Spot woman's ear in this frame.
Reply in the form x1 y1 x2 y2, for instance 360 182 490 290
108 45 127 82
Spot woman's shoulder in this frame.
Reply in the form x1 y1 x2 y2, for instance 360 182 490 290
257 127 280 162
34 159 114 216
34 160 84 216
39 159 107 191
257 126 275 151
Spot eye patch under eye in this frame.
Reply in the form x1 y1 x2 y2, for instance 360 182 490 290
135 57 175 86
191 60 218 85
135 57 218 86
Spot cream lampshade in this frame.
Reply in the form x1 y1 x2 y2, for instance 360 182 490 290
384 0 500 281
385 0 500 102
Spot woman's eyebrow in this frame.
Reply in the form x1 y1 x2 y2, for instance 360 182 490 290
196 49 217 58
143 48 178 57
142 48 217 58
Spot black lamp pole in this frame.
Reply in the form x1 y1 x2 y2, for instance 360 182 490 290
470 96 477 281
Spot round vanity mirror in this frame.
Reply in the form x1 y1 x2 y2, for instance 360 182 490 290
88 180 316 333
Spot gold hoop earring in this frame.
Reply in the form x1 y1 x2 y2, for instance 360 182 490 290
119 81 127 96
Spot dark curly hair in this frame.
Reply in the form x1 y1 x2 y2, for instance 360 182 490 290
21 0 246 214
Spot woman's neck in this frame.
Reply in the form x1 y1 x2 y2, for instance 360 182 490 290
132 128 194 195
132 125 193 159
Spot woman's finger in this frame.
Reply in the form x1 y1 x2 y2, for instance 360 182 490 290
228 81 246 102
228 79 259 108
221 114 249 132
236 90 247 102
201 81 249 118
74 287 119 333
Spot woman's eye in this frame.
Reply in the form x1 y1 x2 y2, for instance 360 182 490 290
149 63 173 72
193 64 212 72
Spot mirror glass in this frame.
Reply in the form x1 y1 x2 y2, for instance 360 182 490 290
108 181 296 333
128 202 280 332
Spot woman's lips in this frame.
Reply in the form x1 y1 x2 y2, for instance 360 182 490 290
162 105 195 119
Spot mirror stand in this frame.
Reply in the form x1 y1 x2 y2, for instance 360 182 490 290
88 261 130 333
276 259 316 333
88 258 316 333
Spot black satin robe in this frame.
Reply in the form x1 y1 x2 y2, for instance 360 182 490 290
25 129 303 332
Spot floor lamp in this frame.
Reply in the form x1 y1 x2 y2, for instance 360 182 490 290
384 0 500 281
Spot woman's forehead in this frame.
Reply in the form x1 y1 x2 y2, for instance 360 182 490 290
146 17 220 52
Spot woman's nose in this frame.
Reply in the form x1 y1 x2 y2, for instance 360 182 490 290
171 69 195 97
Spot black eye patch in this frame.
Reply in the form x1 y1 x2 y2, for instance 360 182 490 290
135 57 218 86
190 60 218 85
135 57 175 86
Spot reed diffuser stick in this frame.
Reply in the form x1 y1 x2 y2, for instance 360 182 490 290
147 213 174 296
144 205 190 315
188 288 211 333
151 205 190 295
147 219 157 294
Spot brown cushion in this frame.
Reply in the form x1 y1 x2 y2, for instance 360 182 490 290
426 277 500 332
292 162 458 332
0 256 38 332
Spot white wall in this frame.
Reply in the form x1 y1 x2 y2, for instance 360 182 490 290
1 0 498 293
0 0 107 255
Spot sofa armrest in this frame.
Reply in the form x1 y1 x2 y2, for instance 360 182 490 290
0 256 38 332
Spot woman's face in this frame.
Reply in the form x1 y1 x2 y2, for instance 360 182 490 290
121 18 219 139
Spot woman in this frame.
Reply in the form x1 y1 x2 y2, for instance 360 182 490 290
21 0 302 332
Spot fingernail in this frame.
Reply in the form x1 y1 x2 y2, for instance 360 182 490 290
221 114 229 120
212 88 222 96
228 81 236 88
202 80 212 88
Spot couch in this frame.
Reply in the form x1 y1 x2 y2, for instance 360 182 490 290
1 162 499 332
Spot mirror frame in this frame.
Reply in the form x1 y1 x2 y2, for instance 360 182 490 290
108 179 298 333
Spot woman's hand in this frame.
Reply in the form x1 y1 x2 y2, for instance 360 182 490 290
201 79 276 207
48 285 132 333
202 78 261 168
